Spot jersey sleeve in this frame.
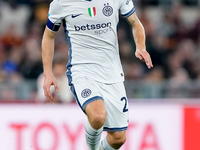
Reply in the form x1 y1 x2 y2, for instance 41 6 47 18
46 0 64 32
120 0 135 18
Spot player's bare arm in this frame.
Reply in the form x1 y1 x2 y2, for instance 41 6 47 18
127 13 153 69
42 27 59 102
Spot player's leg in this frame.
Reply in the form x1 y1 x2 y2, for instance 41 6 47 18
85 99 107 150
99 82 128 150
70 77 107 150
99 131 126 150
105 131 126 149
85 99 106 129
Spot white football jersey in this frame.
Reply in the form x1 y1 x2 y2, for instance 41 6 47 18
47 0 135 84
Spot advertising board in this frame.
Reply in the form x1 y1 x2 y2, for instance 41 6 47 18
0 103 184 150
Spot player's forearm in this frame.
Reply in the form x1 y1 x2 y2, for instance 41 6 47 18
42 29 55 76
132 20 146 51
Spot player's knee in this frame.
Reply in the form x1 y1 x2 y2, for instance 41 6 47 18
90 110 106 129
85 100 106 129
112 135 126 148
108 131 126 148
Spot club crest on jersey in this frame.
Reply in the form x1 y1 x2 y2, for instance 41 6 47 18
102 3 113 17
88 7 96 17
81 89 92 98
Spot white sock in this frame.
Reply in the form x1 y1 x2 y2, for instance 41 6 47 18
85 119 103 150
99 137 119 150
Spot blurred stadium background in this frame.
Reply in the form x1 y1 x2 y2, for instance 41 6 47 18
0 0 200 150
0 0 200 101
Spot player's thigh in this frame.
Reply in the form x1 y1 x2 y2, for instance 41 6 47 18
71 77 106 118
103 82 129 131
85 99 106 123
71 77 104 110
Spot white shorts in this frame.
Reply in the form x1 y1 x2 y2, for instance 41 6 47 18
70 77 129 132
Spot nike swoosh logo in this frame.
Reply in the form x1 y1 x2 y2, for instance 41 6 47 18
71 14 82 18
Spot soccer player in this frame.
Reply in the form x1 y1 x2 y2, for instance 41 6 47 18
42 0 153 149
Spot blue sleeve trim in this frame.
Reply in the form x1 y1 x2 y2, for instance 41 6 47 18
121 8 135 17
46 18 61 32
103 126 128 132
82 96 104 110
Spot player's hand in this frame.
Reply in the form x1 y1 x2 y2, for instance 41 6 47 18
43 73 59 102
135 49 153 69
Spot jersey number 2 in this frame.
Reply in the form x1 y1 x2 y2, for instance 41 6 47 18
121 97 128 112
